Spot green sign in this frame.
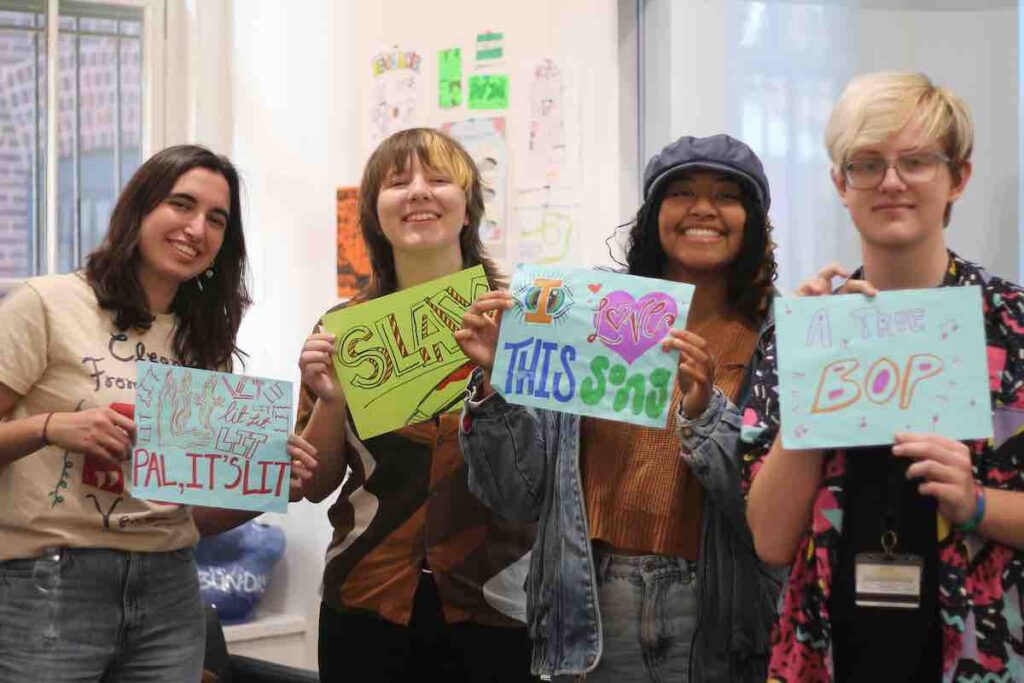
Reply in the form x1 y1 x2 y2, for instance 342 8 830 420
322 266 490 439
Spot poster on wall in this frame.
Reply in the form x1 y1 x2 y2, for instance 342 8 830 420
370 46 422 146
475 30 504 66
517 58 581 191
514 203 580 266
337 186 370 300
524 59 565 188
438 47 462 108
468 74 509 110
442 117 508 258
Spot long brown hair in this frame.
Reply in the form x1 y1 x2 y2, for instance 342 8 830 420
355 128 502 300
85 145 251 370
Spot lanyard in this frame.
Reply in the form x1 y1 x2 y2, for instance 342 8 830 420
880 455 905 557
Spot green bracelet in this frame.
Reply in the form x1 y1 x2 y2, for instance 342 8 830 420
954 483 986 533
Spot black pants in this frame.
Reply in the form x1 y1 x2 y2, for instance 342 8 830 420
318 570 536 682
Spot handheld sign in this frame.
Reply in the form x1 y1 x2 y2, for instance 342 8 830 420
132 362 293 513
322 265 489 439
492 265 694 428
776 286 992 449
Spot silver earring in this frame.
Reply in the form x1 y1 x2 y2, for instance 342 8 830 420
205 268 214 279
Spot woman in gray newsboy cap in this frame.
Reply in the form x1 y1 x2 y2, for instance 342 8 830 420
456 134 782 682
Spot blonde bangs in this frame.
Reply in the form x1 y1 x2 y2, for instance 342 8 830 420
416 130 475 192
825 72 974 170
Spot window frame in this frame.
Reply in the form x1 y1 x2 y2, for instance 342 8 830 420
0 0 165 294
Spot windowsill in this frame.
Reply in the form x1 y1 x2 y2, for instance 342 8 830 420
222 613 308 644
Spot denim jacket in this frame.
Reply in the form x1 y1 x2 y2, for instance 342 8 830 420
458 310 783 681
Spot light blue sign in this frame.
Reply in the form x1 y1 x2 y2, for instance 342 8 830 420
131 362 293 513
492 265 694 428
776 286 993 449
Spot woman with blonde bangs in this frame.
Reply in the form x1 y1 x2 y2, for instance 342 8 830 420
296 128 535 682
743 72 1024 681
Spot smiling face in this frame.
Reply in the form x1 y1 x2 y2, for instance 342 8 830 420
375 152 469 257
135 167 229 302
832 120 971 250
656 169 747 280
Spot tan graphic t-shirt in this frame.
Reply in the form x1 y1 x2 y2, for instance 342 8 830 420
0 272 198 561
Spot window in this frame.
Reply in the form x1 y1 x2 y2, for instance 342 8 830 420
0 0 162 285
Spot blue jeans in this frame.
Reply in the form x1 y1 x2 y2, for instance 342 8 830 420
556 549 699 682
0 547 205 683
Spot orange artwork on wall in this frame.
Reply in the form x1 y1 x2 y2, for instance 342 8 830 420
336 187 370 299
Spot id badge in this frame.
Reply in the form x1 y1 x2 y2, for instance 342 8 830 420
854 552 923 609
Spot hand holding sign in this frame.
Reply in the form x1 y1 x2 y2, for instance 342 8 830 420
893 431 977 525
794 262 878 298
299 326 342 404
662 329 715 419
453 290 515 389
46 407 135 466
286 433 318 502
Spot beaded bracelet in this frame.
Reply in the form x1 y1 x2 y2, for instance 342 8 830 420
954 483 986 533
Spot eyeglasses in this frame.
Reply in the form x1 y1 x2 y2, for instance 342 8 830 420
842 152 951 189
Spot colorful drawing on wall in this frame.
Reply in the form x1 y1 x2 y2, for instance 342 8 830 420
438 47 462 108
468 75 509 110
524 59 565 188
442 117 507 257
337 186 370 300
776 286 992 449
475 31 504 64
370 46 422 146
492 265 694 428
321 265 490 439
132 363 293 513
515 203 578 266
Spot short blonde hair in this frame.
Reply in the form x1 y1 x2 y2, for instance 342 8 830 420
825 72 973 171
825 72 973 225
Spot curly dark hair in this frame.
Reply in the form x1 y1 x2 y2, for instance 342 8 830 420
620 180 777 324
85 145 251 370
355 128 503 301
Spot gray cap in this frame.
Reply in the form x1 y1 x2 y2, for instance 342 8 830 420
642 134 771 211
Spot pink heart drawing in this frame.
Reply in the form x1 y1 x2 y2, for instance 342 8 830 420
587 283 601 293
587 290 678 364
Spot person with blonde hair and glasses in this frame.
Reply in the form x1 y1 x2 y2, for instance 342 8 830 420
743 72 1024 681
296 127 535 682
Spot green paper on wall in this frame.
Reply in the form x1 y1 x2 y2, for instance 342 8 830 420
321 266 490 439
468 75 509 110
438 47 462 108
475 31 504 62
